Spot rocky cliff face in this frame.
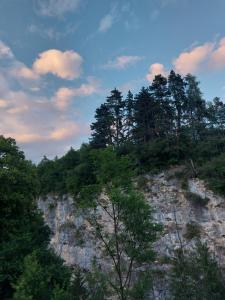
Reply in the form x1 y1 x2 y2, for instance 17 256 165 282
37 169 225 290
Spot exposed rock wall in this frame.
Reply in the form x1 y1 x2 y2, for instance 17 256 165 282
37 171 225 287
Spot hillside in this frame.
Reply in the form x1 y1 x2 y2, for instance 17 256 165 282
2 72 225 299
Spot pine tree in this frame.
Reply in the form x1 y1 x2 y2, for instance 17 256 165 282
90 103 113 148
106 88 125 146
124 90 135 142
168 70 186 137
207 97 225 134
133 87 157 144
150 74 174 137
184 74 206 140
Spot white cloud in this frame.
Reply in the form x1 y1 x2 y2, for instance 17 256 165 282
35 0 81 17
104 55 143 70
8 48 83 81
54 77 100 110
28 23 78 40
0 40 95 161
0 40 14 59
33 49 83 80
99 14 115 32
146 63 168 81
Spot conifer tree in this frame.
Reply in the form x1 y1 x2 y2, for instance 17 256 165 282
90 103 113 148
106 88 125 146
124 90 135 141
133 87 157 144
184 74 206 140
207 97 225 134
150 74 174 137
168 70 186 137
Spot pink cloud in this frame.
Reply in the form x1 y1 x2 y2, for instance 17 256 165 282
146 63 168 81
50 123 79 141
12 66 40 80
210 38 225 69
54 77 100 111
173 43 214 75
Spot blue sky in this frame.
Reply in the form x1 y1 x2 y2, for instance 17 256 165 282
1 0 225 161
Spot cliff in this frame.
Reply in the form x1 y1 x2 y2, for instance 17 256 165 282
37 169 225 297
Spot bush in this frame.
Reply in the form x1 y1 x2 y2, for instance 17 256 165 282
184 222 201 240
199 153 225 196
186 192 209 206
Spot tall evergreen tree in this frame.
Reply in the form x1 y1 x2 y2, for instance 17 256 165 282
90 103 113 148
150 74 174 137
207 97 225 134
133 87 158 144
106 88 125 146
168 70 186 137
124 90 135 141
184 74 206 140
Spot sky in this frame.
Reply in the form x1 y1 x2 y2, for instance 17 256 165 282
1 0 225 161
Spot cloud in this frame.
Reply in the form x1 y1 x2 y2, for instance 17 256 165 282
0 40 94 161
35 0 81 17
54 77 100 110
104 55 143 70
147 37 225 79
99 14 115 32
50 123 79 141
0 40 14 58
0 98 9 108
173 43 214 75
0 88 85 160
33 49 83 80
210 38 225 70
146 63 168 81
8 47 83 81
12 66 40 80
98 4 118 33
28 23 78 40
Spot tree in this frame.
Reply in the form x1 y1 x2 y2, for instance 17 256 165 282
124 90 135 142
0 136 76 299
86 148 161 299
170 243 225 300
13 250 71 300
90 103 113 148
150 74 174 137
207 97 225 134
133 87 158 144
168 70 186 137
106 88 125 147
0 136 50 298
184 74 206 140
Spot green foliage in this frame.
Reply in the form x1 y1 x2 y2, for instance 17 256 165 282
184 222 201 240
128 271 153 300
199 153 225 196
170 243 225 300
0 136 50 298
0 136 87 299
136 175 149 191
37 144 97 198
134 136 191 172
186 191 209 206
13 250 71 300
85 149 161 300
